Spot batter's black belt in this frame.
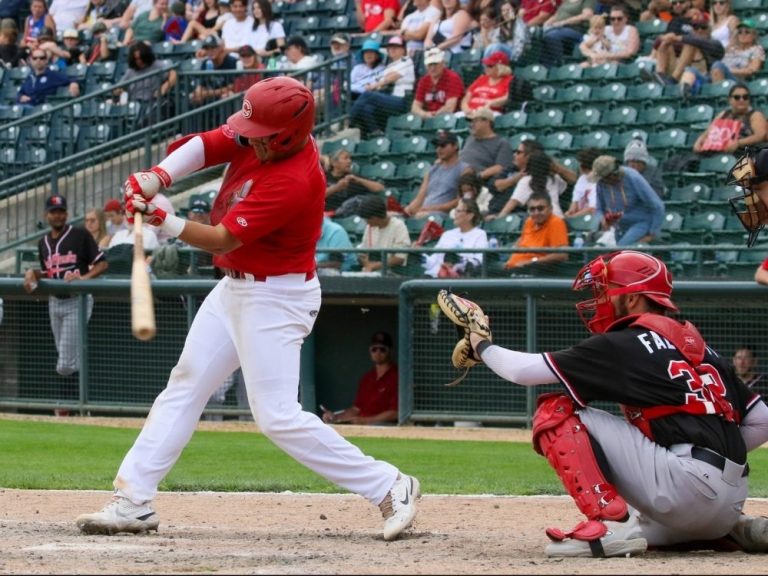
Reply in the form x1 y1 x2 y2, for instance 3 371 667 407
691 446 749 477
222 269 315 282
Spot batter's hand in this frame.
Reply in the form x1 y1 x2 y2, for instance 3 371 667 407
123 167 172 202
127 196 168 227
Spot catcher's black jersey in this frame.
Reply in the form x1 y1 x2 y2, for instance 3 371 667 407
37 225 104 279
544 325 760 464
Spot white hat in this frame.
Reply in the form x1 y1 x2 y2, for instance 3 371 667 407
424 47 445 65
624 138 651 164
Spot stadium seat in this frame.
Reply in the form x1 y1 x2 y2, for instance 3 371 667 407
552 83 592 108
334 215 367 242
548 63 584 86
572 130 612 150
531 84 556 104
582 62 619 84
508 132 537 150
562 107 602 131
616 60 654 81
637 104 677 130
359 160 396 180
355 136 391 161
420 113 457 134
390 160 430 187
697 80 736 104
322 0 349 14
517 64 548 83
700 185 740 208
602 105 638 129
494 110 527 134
483 214 523 244
626 82 664 105
665 183 711 211
565 213 600 239
385 113 422 137
0 125 20 146
388 135 431 160
591 82 627 103
610 129 648 152
526 108 564 129
694 153 737 175
677 210 726 243
538 131 574 153
647 128 689 154
675 103 714 128
321 137 356 156
23 124 49 147
636 18 668 37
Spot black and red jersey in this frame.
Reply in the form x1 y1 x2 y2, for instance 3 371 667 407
544 325 760 464
38 225 105 279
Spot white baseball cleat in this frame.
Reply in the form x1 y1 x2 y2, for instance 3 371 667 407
379 474 421 541
545 516 648 558
728 515 768 552
76 495 159 535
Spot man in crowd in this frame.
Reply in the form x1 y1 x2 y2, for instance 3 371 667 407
410 47 464 119
17 48 80 106
505 192 568 271
459 107 514 199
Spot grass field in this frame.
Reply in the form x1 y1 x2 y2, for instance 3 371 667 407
2 419 767 496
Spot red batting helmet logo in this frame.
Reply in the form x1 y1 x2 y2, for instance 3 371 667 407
242 99 252 119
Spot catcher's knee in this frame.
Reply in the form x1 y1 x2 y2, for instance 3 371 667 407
532 393 627 522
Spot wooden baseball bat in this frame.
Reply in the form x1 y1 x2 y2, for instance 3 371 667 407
131 211 157 341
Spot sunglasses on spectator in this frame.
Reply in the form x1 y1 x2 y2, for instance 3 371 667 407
30 54 47 60
370 346 388 353
737 28 753 33
693 23 709 29
610 16 625 21
527 205 548 213
731 93 750 100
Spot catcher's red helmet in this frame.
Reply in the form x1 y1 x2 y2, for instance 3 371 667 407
573 250 678 333
227 77 315 152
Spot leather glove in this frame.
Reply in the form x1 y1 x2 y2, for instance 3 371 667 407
126 195 168 227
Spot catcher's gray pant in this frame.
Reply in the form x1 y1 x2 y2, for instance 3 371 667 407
579 407 748 546
48 295 93 377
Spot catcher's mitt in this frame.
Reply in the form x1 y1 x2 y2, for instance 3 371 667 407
437 290 492 386
727 147 768 247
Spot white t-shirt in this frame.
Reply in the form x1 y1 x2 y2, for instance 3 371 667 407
108 226 159 251
249 21 286 51
401 5 441 53
570 174 598 212
49 0 90 30
358 216 411 264
511 174 568 217
222 16 256 49
423 226 488 277
384 56 415 97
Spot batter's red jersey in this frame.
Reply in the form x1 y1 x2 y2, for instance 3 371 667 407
543 325 760 464
182 125 325 277
354 364 398 417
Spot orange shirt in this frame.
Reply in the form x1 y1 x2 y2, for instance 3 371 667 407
505 214 568 268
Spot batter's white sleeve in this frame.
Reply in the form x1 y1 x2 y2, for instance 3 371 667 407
479 345 558 385
157 136 206 181
741 400 768 451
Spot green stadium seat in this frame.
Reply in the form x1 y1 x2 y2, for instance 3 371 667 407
518 63 548 83
665 183 711 211
563 107 602 131
572 130 612 150
359 160 396 180
592 82 627 103
677 210 727 243
508 132 537 149
321 137 356 156
582 62 619 84
483 213 523 244
565 212 600 234
637 104 677 130
389 160 430 187
385 113 422 137
647 128 689 154
420 113 457 134
748 77 768 105
355 136 391 161
532 84 556 103
700 185 741 207
697 80 737 103
553 83 592 108
494 110 527 134
548 63 584 86
538 131 574 152
626 82 665 105
526 108 564 129
406 214 444 236
334 215 367 242
602 105 638 129
388 135 431 160
610 129 648 152
731 0 762 13
636 18 667 38
694 153 737 175
616 60 655 81
753 12 768 31
675 103 714 128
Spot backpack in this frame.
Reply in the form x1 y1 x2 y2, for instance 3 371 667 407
151 242 180 279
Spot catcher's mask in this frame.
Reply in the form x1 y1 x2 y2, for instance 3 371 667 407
573 250 678 334
727 147 768 247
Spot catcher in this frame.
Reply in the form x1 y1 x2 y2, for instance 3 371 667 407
727 146 768 247
437 250 768 558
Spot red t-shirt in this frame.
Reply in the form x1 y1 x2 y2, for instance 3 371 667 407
520 0 557 23
354 363 399 417
762 257 768 271
465 74 513 112
361 0 400 32
414 68 465 113
179 126 324 276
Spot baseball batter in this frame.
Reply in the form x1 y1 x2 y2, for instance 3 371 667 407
75 77 420 540
23 195 108 378
443 250 768 557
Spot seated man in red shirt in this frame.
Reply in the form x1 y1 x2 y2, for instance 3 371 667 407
322 331 399 425
411 47 464 119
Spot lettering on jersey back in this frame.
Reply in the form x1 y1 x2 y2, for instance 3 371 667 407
637 331 675 354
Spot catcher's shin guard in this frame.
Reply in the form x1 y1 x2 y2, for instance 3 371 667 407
532 393 628 539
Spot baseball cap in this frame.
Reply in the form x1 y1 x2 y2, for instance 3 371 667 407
370 331 393 348
45 194 67 211
468 107 495 122
482 51 509 66
189 198 211 213
424 47 445 65
91 21 108 34
591 155 620 180
202 34 224 49
330 32 349 45
623 138 650 164
103 198 121 213
739 18 756 29
63 29 79 39
431 130 458 146
386 35 405 47
0 18 17 31
360 39 381 53
238 44 256 57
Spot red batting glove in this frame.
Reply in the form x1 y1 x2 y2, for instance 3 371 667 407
122 166 172 203
126 196 168 227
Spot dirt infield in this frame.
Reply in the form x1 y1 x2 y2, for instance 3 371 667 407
2 416 768 574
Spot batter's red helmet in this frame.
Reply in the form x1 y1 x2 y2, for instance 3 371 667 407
227 77 315 152
573 250 678 333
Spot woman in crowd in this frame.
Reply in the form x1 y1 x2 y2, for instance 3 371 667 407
113 41 177 124
472 7 501 52
539 0 595 68
180 0 222 41
710 0 739 48
459 49 513 113
709 18 765 84
250 0 285 59
692 82 767 154
122 0 169 45
494 151 569 219
423 198 488 278
350 39 386 99
22 0 57 50
424 0 474 54
85 208 111 249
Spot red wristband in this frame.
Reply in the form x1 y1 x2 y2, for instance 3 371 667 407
150 166 172 188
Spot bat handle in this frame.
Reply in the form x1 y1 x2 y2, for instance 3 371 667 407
133 211 144 255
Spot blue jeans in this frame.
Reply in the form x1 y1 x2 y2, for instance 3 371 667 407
541 26 584 68
350 91 408 136
617 221 653 246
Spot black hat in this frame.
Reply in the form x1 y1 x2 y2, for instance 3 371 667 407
286 35 308 51
357 194 387 219
202 34 224 49
431 130 458 146
189 198 211 213
45 195 67 211
371 331 393 348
